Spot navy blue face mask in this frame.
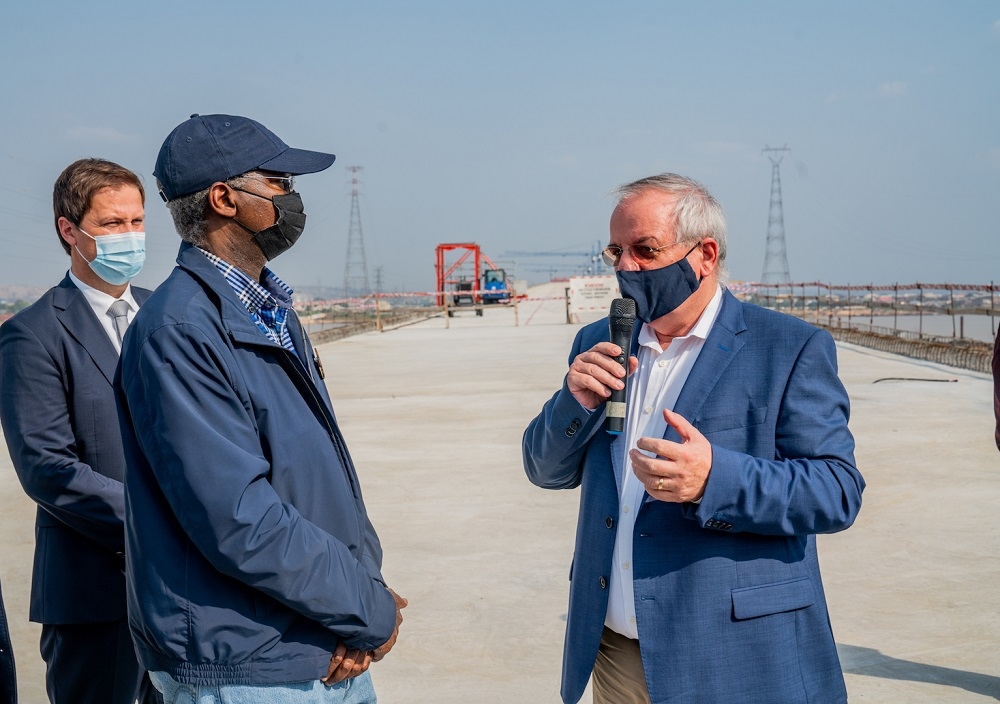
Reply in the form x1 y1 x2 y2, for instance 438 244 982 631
615 242 702 323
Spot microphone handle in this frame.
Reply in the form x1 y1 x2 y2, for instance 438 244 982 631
606 319 633 435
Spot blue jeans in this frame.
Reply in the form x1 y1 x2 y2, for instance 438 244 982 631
149 671 376 704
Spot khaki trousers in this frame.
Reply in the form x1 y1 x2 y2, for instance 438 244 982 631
592 627 652 704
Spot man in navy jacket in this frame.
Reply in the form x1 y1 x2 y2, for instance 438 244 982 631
523 174 863 704
117 115 405 702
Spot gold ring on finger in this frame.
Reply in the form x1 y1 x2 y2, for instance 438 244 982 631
656 477 664 491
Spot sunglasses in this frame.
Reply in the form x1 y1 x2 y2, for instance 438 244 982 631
247 174 296 194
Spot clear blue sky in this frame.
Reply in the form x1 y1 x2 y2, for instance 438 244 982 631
1 1 997 293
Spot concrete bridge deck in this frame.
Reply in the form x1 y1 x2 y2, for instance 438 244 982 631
1 283 997 702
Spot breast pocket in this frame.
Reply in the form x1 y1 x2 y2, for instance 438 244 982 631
696 405 768 437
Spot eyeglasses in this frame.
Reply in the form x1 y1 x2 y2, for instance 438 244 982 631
246 174 296 194
602 240 696 267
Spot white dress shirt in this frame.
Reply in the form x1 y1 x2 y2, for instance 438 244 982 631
68 271 140 354
604 285 723 638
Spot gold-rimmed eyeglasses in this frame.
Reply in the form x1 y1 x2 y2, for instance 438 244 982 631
602 240 696 267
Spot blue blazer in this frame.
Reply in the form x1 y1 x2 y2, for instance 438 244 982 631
523 290 864 704
0 275 151 624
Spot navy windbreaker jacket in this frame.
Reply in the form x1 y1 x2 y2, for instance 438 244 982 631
116 242 396 685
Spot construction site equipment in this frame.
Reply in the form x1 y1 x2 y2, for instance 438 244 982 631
435 243 509 315
482 268 510 303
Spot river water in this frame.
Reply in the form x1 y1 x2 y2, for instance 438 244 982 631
815 313 997 344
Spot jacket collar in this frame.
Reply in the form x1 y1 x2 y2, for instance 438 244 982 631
174 241 280 347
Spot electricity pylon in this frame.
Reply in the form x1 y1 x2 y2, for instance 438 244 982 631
761 145 792 284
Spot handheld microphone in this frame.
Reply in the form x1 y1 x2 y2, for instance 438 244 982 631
607 298 636 435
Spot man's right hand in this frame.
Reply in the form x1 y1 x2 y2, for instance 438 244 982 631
322 644 372 685
372 588 407 662
567 342 638 411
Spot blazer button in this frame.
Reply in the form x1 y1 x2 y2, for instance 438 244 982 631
570 418 582 430
565 427 576 437
605 516 614 529
599 576 607 589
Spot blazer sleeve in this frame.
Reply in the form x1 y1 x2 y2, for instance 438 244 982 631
523 325 607 490
0 316 125 552
120 321 395 650
692 328 864 536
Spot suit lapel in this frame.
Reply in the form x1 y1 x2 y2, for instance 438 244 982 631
53 277 119 385
669 290 747 440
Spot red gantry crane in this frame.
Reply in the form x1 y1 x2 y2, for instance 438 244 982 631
435 243 510 314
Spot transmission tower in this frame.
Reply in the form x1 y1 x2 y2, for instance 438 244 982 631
342 166 371 297
761 145 792 284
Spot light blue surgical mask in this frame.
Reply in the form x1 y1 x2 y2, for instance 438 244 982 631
76 227 146 285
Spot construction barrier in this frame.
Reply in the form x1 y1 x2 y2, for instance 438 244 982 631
821 325 992 374
735 281 998 374
306 284 995 370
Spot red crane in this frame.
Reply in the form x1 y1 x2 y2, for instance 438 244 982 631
434 243 502 307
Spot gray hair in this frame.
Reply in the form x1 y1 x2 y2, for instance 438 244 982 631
614 173 729 285
161 174 253 245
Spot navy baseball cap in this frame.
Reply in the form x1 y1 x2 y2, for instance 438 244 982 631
153 114 336 201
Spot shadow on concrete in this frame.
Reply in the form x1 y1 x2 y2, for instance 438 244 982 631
838 644 1000 700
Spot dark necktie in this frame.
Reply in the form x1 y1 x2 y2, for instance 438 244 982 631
107 299 131 346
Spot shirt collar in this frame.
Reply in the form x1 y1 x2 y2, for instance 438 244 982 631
196 247 294 313
68 270 139 312
637 284 724 352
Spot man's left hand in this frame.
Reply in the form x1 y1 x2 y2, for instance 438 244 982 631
630 408 712 503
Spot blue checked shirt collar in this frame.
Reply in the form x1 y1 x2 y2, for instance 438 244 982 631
197 247 297 355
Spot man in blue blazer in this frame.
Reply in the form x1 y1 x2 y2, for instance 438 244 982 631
523 174 864 704
0 159 157 704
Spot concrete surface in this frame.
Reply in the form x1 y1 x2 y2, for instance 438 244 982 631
1 283 997 703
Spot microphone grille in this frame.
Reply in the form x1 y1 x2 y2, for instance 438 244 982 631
610 298 636 318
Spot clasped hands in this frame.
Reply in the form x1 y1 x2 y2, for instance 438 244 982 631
322 587 408 685
568 341 712 503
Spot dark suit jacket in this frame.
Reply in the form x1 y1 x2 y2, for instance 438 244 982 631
0 275 151 624
524 291 864 704
0 576 14 704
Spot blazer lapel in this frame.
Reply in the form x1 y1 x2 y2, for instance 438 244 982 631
669 290 748 440
53 277 119 385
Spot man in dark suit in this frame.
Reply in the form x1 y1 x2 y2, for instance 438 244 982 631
0 575 14 704
0 159 157 704
523 174 864 704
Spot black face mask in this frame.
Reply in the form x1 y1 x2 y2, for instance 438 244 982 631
234 190 307 261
